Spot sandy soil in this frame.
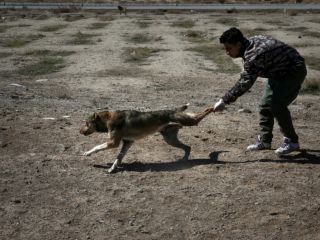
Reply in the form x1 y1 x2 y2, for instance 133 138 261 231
0 9 320 240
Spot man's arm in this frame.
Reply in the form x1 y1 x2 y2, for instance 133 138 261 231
222 72 257 104
214 63 259 112
222 62 259 104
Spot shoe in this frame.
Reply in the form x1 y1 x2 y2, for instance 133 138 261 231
247 135 271 151
275 137 300 155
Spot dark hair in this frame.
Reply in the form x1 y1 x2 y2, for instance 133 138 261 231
219 27 245 44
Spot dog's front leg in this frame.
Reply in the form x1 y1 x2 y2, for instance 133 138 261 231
83 142 109 156
108 140 133 173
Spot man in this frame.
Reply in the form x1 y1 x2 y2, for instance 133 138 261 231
213 27 307 155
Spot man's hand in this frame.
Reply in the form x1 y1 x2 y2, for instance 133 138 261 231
213 99 225 112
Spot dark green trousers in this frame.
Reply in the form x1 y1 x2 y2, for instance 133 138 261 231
259 64 307 144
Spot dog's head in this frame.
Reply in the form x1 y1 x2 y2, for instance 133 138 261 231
80 112 109 136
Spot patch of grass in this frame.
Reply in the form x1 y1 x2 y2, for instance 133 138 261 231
304 31 320 39
136 21 151 28
182 30 208 43
17 24 32 28
0 34 45 48
24 49 75 57
127 33 153 44
38 24 68 32
265 20 290 27
0 52 13 58
97 67 146 77
171 19 195 28
98 15 115 21
292 43 320 48
285 26 308 32
18 57 66 76
242 27 269 36
139 16 153 21
123 47 164 62
187 44 241 74
0 25 10 33
308 18 320 24
63 14 85 22
284 27 320 39
216 18 238 27
51 7 81 14
33 14 50 21
67 31 98 45
301 77 320 95
287 10 298 16
87 22 109 29
305 56 320 71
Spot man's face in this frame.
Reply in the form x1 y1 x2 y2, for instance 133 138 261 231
223 42 242 58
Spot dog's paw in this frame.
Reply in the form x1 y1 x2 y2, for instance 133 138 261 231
83 151 92 156
107 167 116 174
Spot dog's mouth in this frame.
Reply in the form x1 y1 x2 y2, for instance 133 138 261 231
80 127 93 136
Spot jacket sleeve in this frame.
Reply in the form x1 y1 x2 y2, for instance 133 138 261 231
222 61 259 104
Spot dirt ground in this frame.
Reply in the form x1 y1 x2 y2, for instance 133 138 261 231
0 9 320 240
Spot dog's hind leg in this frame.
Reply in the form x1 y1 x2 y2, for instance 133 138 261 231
160 125 191 161
108 140 133 173
174 107 213 126
193 107 214 124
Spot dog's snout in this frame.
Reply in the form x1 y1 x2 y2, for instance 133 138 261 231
80 126 88 135
80 124 95 136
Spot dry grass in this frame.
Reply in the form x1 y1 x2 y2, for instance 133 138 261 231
87 22 109 29
285 26 308 32
38 24 68 32
127 33 154 44
216 17 239 27
24 49 75 57
0 52 13 58
67 31 99 45
98 15 115 22
305 56 320 71
308 18 320 24
63 14 85 22
301 77 320 94
136 21 152 28
304 31 320 38
0 25 10 33
265 20 290 27
242 27 270 36
187 44 241 74
182 30 208 43
123 47 165 63
0 34 45 48
171 19 195 28
18 57 66 76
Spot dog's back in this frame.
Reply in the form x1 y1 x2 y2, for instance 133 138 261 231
115 104 190 129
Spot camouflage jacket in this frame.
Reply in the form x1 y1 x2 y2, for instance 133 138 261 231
222 35 305 104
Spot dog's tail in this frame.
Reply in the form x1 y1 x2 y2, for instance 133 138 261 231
176 103 190 112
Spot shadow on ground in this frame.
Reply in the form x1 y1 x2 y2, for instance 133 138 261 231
93 149 320 173
93 151 226 172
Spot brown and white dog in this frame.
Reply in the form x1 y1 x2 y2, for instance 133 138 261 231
80 104 213 173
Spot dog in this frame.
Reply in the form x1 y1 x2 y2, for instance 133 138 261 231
117 5 127 15
80 104 213 173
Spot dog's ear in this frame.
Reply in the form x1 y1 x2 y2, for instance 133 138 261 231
99 111 111 119
94 112 100 120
